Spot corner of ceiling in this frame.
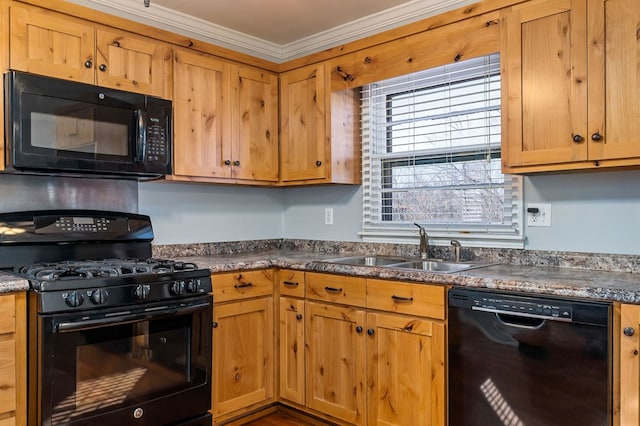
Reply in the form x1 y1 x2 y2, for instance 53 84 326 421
68 0 474 63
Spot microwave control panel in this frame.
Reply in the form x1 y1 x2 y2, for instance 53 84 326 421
146 117 168 164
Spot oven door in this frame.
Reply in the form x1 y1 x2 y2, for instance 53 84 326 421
30 296 212 426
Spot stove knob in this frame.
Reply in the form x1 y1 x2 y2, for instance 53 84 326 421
64 290 84 308
134 284 151 300
187 278 202 293
170 280 186 296
90 289 109 305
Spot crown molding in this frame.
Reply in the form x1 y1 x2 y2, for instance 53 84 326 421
68 0 473 63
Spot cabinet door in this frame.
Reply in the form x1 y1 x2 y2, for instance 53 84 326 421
279 297 305 405
620 304 640 425
95 28 169 98
502 0 588 168
367 312 445 426
305 301 366 425
588 0 640 161
212 297 274 418
173 49 231 179
9 5 95 84
280 64 328 182
230 65 279 182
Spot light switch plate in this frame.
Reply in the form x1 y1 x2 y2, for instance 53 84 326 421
526 203 551 227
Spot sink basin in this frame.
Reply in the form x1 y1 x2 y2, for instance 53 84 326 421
320 255 494 273
320 255 410 267
390 260 477 273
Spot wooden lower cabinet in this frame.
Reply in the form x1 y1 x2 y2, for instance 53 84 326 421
305 301 367 425
0 293 26 426
620 303 640 425
212 296 274 422
279 297 305 405
367 312 445 426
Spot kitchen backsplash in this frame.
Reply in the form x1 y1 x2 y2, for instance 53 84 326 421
153 239 640 273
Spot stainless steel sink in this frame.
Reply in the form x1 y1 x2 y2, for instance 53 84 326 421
389 260 477 273
320 255 410 267
319 255 494 273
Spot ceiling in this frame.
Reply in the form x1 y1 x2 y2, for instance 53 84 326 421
69 0 474 63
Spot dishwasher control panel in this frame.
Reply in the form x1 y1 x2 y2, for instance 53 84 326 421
471 295 573 320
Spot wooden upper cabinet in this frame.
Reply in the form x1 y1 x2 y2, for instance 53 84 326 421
280 63 328 182
9 4 171 99
502 0 640 173
231 65 279 182
10 5 95 84
173 48 231 179
95 28 170 97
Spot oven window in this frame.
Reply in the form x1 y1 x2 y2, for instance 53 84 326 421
45 313 207 424
24 93 131 158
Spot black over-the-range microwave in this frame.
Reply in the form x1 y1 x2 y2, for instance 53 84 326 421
4 71 172 179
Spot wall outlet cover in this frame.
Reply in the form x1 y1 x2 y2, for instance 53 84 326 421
526 203 551 227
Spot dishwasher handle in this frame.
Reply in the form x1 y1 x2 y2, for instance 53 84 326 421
472 306 572 323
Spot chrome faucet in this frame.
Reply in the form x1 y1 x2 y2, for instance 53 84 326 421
414 223 429 259
450 239 462 262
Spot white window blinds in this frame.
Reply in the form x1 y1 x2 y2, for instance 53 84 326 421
360 53 523 247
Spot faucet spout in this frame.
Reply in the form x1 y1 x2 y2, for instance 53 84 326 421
414 223 429 259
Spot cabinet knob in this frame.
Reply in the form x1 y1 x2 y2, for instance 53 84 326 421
224 160 231 166
84 60 93 69
356 326 363 334
212 321 219 329
233 160 240 166
315 160 322 167
591 132 603 142
99 64 108 72
624 327 635 337
296 314 303 321
572 134 584 143
367 328 375 336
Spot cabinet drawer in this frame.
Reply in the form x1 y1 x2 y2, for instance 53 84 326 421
278 269 305 298
0 295 15 335
306 273 366 307
213 270 274 303
366 279 445 320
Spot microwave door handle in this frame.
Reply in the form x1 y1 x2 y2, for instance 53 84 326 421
135 109 147 163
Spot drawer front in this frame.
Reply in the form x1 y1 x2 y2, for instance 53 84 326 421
306 272 366 307
213 270 274 302
279 269 305 298
0 295 15 335
366 279 445 320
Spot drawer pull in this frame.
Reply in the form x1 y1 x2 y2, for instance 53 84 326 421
283 281 299 287
324 286 343 293
234 282 254 289
391 295 414 303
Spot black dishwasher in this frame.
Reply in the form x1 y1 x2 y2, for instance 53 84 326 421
448 288 612 426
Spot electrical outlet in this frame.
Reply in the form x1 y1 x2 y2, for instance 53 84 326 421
526 203 551 227
324 208 334 225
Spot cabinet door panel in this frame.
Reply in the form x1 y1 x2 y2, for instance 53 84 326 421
173 49 231 179
620 304 640 425
367 312 445 426
10 5 95 84
231 66 279 182
96 29 168 97
279 297 305 404
305 301 366 425
212 298 274 417
280 64 327 182
589 0 640 160
503 0 588 167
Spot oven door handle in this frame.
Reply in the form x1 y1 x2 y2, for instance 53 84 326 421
54 301 210 334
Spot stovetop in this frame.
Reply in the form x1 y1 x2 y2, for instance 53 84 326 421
15 258 199 282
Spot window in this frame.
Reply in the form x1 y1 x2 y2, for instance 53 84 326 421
360 53 523 248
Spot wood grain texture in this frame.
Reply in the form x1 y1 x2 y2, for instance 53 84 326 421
366 279 445 320
278 270 306 299
305 273 366 308
279 297 305 405
213 270 275 303
619 303 640 425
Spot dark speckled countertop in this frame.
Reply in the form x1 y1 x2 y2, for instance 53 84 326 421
1 249 639 304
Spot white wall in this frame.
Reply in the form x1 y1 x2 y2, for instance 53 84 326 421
139 170 640 255
138 181 284 245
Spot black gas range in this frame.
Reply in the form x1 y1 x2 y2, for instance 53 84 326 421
0 210 213 426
